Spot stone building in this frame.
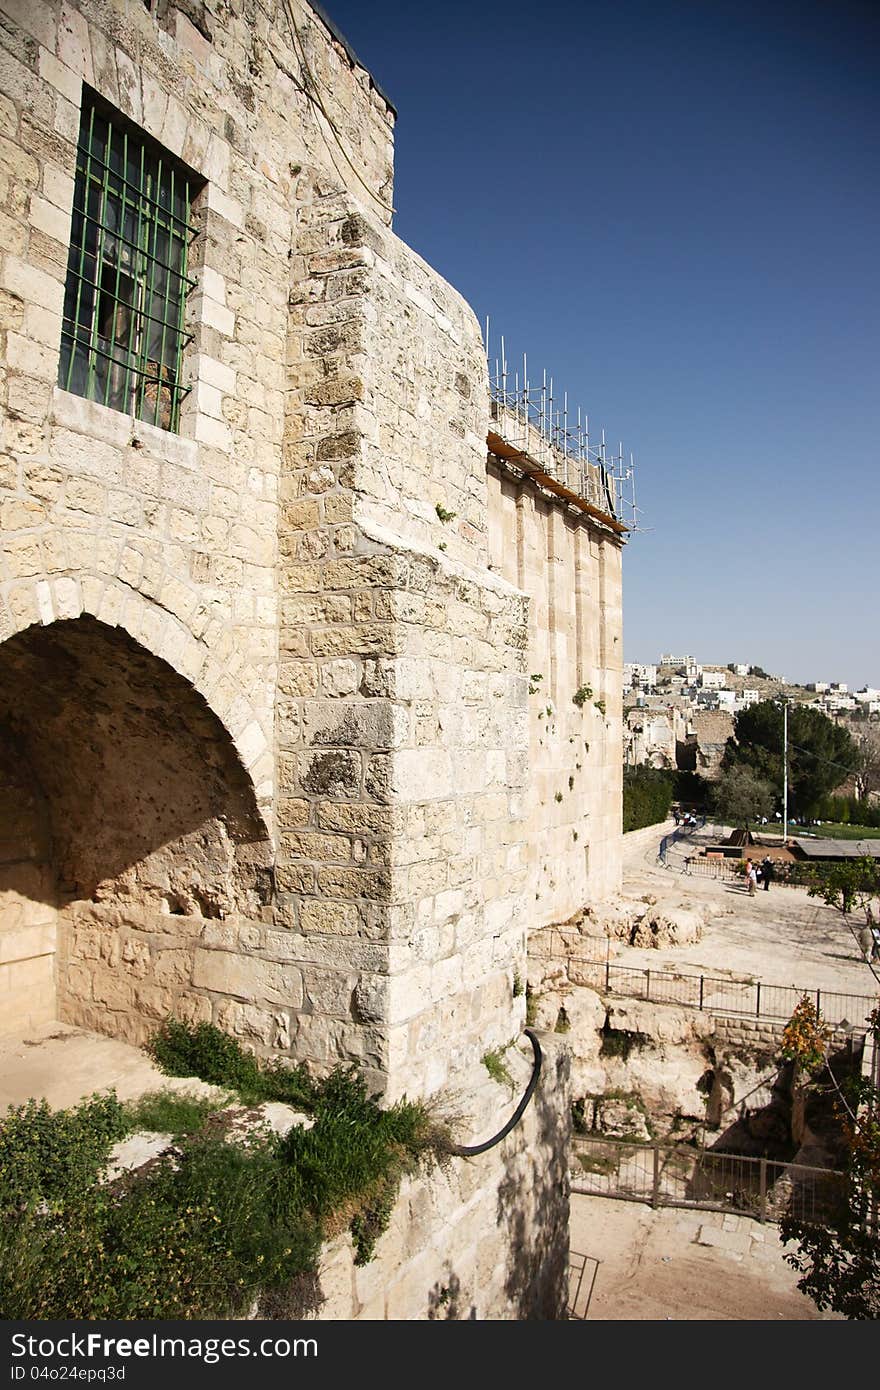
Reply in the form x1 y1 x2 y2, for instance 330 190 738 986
677 710 734 780
0 0 625 1316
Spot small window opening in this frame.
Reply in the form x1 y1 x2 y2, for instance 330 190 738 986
59 89 202 432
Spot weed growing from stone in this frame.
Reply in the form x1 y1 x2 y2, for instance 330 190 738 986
525 986 538 1027
124 1090 221 1138
482 1048 513 1088
148 1019 316 1108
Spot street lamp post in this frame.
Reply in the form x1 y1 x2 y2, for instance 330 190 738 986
775 692 790 842
783 697 788 842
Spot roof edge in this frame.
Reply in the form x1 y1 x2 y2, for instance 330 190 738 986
304 1 398 117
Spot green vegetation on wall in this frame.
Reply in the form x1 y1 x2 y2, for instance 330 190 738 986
0 1022 448 1319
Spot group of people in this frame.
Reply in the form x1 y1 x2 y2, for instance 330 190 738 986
744 857 775 895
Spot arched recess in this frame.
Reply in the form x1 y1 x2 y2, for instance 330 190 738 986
0 573 274 822
0 615 275 1042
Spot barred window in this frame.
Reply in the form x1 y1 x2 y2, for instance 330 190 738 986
59 91 200 432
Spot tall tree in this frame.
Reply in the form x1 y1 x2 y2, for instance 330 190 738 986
780 1006 880 1320
722 700 858 815
712 764 775 831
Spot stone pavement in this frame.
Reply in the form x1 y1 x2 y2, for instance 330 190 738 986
619 823 876 1004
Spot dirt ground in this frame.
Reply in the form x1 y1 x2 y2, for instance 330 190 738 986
569 1194 838 1320
563 822 876 1321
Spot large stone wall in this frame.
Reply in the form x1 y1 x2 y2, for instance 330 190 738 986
0 0 393 1040
0 724 55 1032
487 461 624 916
314 1033 571 1321
0 0 624 1318
278 188 531 1097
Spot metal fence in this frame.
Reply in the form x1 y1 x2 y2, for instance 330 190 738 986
568 1253 601 1320
571 1134 846 1226
663 845 821 890
563 956 876 1030
657 817 706 864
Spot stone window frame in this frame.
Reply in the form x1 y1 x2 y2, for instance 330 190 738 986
57 86 203 435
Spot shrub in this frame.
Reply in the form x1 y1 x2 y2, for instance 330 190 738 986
0 1094 127 1213
148 1020 315 1109
623 766 674 832
0 1023 447 1316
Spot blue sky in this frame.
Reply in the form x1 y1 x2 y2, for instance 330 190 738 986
321 0 879 689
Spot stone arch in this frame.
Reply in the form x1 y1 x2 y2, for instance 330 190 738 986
0 610 276 1043
0 572 273 824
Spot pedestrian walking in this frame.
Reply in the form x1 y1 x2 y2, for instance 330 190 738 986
761 857 774 892
745 858 757 896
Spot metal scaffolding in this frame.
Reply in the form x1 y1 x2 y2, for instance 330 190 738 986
485 320 641 534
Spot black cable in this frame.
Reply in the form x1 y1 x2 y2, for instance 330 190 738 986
449 1029 543 1157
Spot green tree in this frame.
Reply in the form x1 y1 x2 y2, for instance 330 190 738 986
712 764 775 831
807 856 880 930
722 700 858 816
780 1007 880 1319
622 766 673 832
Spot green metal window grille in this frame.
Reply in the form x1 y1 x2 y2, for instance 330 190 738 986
59 92 199 432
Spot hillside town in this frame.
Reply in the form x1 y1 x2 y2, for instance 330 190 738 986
625 654 880 781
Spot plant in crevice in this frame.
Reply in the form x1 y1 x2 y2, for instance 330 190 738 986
482 1048 513 1088
525 986 538 1027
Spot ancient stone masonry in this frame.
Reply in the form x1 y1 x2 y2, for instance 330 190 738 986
0 0 624 1092
0 0 637 1315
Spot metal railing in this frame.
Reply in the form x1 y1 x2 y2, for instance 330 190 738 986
560 957 876 1029
568 1252 601 1319
571 1134 846 1226
657 817 707 864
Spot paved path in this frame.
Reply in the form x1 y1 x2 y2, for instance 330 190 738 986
618 824 877 1007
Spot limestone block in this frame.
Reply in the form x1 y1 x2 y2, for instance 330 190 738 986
133 983 176 1021
91 971 133 1011
192 949 304 1009
174 993 214 1028
298 901 360 937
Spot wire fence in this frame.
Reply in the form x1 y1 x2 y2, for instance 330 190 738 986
571 1134 846 1226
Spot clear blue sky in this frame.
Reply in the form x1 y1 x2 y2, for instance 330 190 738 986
321 0 879 690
